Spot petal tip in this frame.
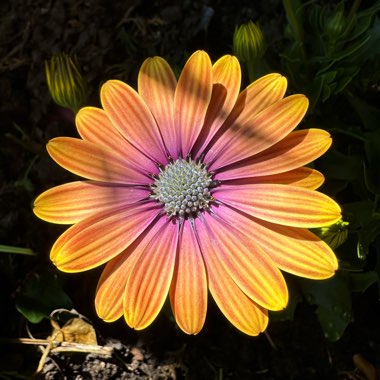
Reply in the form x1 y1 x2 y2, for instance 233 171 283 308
96 304 122 323
179 324 203 335
270 286 289 311
75 106 97 122
296 94 309 109
46 138 61 155
315 257 339 279
101 79 125 96
189 50 212 64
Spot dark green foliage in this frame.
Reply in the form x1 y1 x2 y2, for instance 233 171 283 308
14 269 72 324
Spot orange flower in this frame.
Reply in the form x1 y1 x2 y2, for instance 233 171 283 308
34 51 341 335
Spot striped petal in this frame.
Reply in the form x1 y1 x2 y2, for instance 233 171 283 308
95 251 135 323
124 218 178 330
196 212 288 310
192 55 241 158
207 94 308 171
33 181 150 224
138 56 178 159
204 73 288 168
47 137 151 185
95 216 168 322
215 184 341 228
51 202 160 272
76 107 157 175
170 219 207 334
228 167 325 190
174 51 213 157
209 275 268 336
194 219 268 335
215 205 338 279
101 80 167 164
215 129 331 180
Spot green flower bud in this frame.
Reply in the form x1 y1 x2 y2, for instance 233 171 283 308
45 53 88 113
325 11 347 39
314 219 349 250
233 21 265 63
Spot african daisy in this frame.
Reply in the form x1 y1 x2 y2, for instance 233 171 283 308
34 51 341 335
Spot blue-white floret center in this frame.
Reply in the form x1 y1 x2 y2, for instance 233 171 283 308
151 158 214 218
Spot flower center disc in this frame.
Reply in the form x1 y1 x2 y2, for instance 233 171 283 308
151 158 213 218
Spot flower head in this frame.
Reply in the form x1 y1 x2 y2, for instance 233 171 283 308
34 51 341 336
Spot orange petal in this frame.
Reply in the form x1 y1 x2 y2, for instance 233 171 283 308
196 212 288 310
215 129 331 180
95 216 168 322
278 168 324 189
192 55 241 158
204 73 288 167
232 167 325 190
215 183 341 228
216 205 338 279
124 218 178 330
101 80 167 164
169 220 207 334
33 181 150 224
194 218 268 336
76 107 157 175
174 51 213 157
207 94 308 170
47 137 151 185
138 56 179 159
95 251 133 323
233 73 288 120
51 202 160 272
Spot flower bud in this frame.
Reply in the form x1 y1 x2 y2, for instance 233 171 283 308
314 219 349 250
325 11 347 39
45 53 88 113
233 21 265 63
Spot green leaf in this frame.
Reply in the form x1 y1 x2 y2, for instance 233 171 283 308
332 33 371 62
322 81 336 102
298 274 352 341
348 13 373 41
343 201 374 229
373 195 380 218
0 245 36 256
347 94 380 131
282 0 305 47
317 149 362 181
15 269 72 323
363 130 380 195
309 75 324 111
349 271 378 293
363 19 380 56
335 67 360 93
359 2 380 19
357 219 380 259
316 305 352 342
352 16 380 59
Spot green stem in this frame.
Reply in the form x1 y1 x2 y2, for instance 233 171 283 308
0 245 36 256
246 58 268 83
347 0 361 21
282 0 306 59
246 61 257 83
